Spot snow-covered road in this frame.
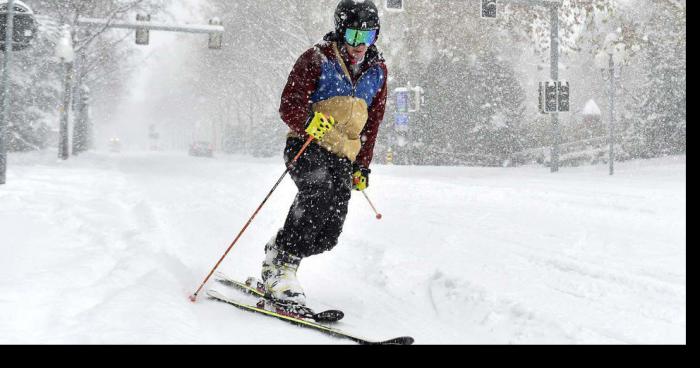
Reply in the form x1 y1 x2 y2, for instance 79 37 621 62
0 151 686 344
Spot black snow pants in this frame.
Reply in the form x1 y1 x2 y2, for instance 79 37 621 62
274 137 354 259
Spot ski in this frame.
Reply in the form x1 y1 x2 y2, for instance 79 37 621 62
206 289 414 345
213 271 344 323
213 271 264 297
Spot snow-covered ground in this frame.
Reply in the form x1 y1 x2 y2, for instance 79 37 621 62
0 150 685 344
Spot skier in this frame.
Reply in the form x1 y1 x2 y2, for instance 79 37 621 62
261 0 388 307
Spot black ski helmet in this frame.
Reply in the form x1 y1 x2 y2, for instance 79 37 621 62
334 0 381 41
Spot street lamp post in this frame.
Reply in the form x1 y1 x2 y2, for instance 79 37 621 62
595 31 627 176
55 25 74 160
607 53 615 176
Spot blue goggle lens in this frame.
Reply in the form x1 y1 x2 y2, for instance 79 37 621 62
344 28 378 47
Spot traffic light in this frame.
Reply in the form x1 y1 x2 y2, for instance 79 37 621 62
135 13 150 45
385 0 403 11
539 81 558 113
557 81 570 112
539 81 571 113
481 0 497 19
545 81 558 113
208 17 222 50
0 0 37 52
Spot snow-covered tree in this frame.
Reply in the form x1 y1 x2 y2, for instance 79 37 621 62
26 0 166 154
2 0 168 153
184 0 335 155
627 0 685 158
4 13 61 151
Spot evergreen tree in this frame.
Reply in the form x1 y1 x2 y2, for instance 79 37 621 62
632 2 686 157
470 52 526 164
4 13 62 152
418 49 525 166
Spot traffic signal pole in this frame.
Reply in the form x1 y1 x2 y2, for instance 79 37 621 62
549 4 560 172
76 17 225 47
54 15 225 161
482 0 562 172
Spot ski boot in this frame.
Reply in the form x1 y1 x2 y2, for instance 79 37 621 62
260 235 307 308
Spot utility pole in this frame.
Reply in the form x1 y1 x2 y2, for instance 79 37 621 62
0 0 15 184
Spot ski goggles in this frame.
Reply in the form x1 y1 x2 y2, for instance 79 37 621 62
343 28 378 47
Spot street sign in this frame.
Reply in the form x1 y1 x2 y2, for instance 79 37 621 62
395 88 409 113
395 113 409 126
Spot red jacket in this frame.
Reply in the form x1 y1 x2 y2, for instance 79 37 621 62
279 33 388 169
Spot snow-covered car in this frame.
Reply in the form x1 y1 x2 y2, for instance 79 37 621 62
109 137 121 153
189 141 213 157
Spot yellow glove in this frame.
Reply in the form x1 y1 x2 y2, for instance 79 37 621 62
305 112 336 140
352 167 370 191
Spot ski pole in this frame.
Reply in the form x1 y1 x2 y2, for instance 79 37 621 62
354 176 383 220
361 190 383 220
189 135 315 302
